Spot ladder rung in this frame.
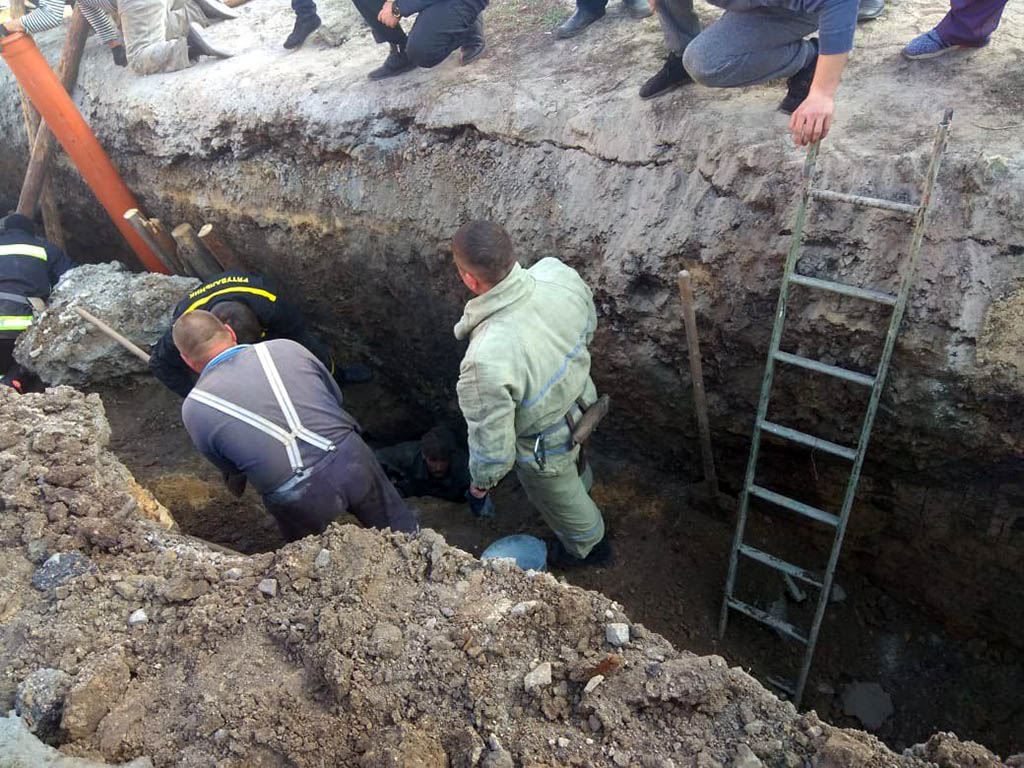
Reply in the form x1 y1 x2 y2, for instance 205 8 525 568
738 544 823 588
759 420 857 460
774 351 876 387
727 598 808 644
811 188 919 216
748 484 839 527
789 274 897 306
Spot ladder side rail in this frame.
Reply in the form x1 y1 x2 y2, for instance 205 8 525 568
792 110 953 706
718 141 821 639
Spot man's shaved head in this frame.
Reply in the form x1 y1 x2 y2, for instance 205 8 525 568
211 301 261 345
452 221 517 288
173 310 235 371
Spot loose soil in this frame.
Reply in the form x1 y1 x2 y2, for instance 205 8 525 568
92 377 1024 758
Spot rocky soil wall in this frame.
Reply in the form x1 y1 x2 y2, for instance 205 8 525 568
0 386 1014 766
0 1 1021 646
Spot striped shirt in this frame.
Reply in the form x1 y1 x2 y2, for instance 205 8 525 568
20 0 121 45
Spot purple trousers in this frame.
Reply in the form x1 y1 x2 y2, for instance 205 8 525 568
263 435 418 541
935 0 1009 45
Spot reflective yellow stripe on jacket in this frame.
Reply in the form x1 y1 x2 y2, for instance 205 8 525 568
184 286 277 314
0 244 48 261
0 315 33 331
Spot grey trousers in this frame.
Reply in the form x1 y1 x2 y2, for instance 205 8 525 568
659 1 818 87
118 0 208 75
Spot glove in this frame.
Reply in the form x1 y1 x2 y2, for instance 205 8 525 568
466 490 496 518
111 44 128 66
223 471 247 498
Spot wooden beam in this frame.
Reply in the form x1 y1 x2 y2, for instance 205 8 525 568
197 223 246 272
172 223 223 280
124 209 180 275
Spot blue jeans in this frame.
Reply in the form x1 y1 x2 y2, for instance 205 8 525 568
292 0 318 18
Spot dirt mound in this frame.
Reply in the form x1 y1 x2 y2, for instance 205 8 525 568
0 387 1010 766
14 263 198 387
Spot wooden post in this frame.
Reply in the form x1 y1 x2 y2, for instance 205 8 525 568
17 8 89 220
74 305 151 364
197 223 245 272
124 209 179 274
146 219 189 275
172 223 223 279
677 270 718 496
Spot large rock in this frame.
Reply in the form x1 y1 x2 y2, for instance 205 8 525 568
0 4 1021 643
61 649 132 740
15 668 72 742
0 713 153 767
14 263 198 387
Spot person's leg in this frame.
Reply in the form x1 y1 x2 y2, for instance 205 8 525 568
119 0 192 74
640 0 700 98
515 447 605 559
682 6 818 88
331 436 419 533
934 0 1008 45
351 0 408 45
405 0 481 69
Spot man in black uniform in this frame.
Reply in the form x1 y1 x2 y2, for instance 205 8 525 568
0 213 75 393
149 271 371 398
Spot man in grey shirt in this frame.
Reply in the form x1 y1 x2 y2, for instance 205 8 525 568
174 310 417 541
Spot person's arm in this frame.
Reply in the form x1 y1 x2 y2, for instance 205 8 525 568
44 243 75 287
6 0 65 35
789 52 848 146
457 356 517 493
790 0 856 146
378 0 442 26
148 328 196 398
78 2 127 64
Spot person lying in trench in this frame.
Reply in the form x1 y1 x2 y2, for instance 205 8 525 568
638 0 869 146
149 271 372 398
349 0 486 80
173 310 419 541
0 0 236 75
375 425 492 515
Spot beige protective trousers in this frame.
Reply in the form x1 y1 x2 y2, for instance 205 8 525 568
118 0 206 75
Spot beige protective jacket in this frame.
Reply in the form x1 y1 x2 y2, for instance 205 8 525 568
454 258 598 489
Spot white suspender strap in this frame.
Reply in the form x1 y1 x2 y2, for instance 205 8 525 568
254 343 335 453
188 389 304 472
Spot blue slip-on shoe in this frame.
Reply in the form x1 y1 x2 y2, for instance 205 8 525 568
903 29 975 60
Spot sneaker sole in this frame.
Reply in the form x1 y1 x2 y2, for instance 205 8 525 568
368 62 417 81
639 79 690 100
902 44 967 60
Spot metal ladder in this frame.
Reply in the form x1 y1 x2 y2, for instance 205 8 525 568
719 109 954 708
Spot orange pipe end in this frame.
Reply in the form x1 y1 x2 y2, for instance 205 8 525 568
1 32 170 274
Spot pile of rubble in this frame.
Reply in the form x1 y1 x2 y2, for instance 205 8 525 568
0 387 1013 766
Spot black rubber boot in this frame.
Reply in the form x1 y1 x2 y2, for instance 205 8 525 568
368 43 417 80
779 38 818 114
639 54 692 99
461 16 485 64
547 537 614 569
621 0 652 19
554 8 603 39
283 13 322 49
857 0 884 21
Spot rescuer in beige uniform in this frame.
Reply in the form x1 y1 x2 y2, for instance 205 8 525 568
452 220 610 567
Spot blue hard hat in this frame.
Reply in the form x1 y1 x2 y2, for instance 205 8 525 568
481 535 547 572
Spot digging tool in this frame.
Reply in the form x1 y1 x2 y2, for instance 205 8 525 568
197 223 247 272
74 305 151 364
676 270 718 497
172 223 223 279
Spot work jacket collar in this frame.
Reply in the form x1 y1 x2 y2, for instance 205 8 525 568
454 263 533 341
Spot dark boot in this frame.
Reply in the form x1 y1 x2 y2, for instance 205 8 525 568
857 0 884 21
461 16 485 64
547 537 614 569
621 0 652 19
283 13 322 49
554 7 603 39
368 43 416 80
639 54 691 99
778 38 817 114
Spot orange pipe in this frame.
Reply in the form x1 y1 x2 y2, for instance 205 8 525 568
0 32 169 274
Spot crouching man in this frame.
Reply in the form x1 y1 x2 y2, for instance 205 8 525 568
174 310 417 541
452 221 611 567
351 0 486 80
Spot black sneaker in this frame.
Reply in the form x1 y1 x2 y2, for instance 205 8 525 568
639 54 692 100
547 537 613 569
368 45 416 80
779 38 818 114
284 14 321 49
